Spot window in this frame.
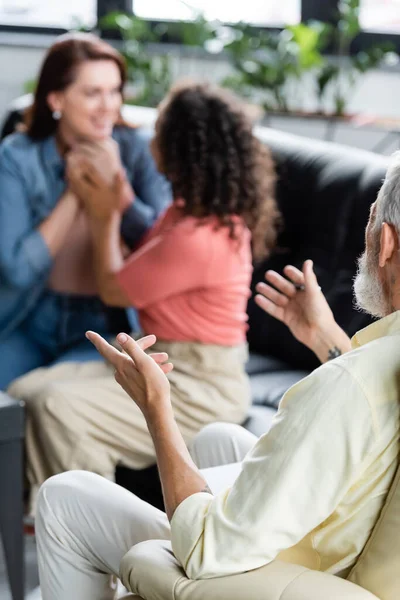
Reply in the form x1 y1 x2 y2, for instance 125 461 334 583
0 0 97 30
359 0 400 34
1 0 400 48
132 0 301 27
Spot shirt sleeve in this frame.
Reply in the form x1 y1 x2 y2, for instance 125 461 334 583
116 219 214 309
0 142 52 289
120 128 172 248
171 362 378 580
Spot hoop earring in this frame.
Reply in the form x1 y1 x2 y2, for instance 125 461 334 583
52 110 62 120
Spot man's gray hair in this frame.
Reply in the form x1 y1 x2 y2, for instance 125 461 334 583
375 151 400 230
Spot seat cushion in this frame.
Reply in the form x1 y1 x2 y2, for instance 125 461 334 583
120 539 378 600
243 405 277 437
348 463 400 600
250 369 309 409
246 353 291 376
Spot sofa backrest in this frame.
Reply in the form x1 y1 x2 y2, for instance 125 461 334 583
247 127 389 370
347 462 400 600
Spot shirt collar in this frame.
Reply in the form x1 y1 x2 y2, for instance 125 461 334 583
351 311 400 349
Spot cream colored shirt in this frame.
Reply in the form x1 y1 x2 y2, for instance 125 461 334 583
171 312 400 580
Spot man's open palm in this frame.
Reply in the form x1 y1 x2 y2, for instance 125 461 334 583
255 260 335 350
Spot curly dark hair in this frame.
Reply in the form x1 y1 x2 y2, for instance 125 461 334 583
152 81 279 261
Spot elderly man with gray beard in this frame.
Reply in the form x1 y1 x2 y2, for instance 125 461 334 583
34 154 400 598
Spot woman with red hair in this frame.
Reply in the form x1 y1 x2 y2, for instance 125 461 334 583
0 32 171 390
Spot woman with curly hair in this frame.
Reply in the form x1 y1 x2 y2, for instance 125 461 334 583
10 81 278 514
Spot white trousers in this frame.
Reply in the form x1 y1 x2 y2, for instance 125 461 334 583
36 423 257 600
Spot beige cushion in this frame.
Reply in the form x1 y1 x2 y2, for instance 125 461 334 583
120 540 378 600
348 463 400 600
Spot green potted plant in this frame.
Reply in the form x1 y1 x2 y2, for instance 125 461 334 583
221 20 329 114
316 0 396 117
99 9 218 107
100 12 172 107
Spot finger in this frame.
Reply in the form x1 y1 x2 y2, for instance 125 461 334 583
68 152 94 169
101 138 119 157
84 162 109 188
86 331 124 366
254 294 285 322
69 155 103 188
74 142 105 159
255 281 289 308
113 169 126 195
69 158 94 183
118 335 157 360
77 159 104 186
160 363 174 374
67 153 79 168
66 157 82 178
148 352 169 364
116 333 151 369
303 260 321 291
72 169 93 197
264 270 297 298
283 265 305 287
133 334 157 352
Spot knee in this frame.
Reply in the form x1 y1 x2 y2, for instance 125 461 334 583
193 422 245 449
7 375 34 401
37 470 89 504
26 382 71 420
23 388 53 426
36 471 97 520
36 471 99 544
191 422 255 467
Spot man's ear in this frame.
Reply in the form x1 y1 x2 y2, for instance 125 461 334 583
379 222 398 267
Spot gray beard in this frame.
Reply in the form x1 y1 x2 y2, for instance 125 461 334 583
353 251 388 318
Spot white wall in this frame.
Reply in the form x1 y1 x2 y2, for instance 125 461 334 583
1 34 400 154
0 37 47 121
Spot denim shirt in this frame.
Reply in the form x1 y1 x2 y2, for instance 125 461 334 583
0 125 172 340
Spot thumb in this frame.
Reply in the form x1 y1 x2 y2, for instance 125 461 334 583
114 169 126 194
303 260 319 291
117 333 149 369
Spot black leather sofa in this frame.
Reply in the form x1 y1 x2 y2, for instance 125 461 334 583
244 126 388 434
1 99 389 508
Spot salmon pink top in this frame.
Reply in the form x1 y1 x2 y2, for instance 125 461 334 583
116 205 252 346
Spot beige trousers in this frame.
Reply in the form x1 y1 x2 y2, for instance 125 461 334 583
8 340 250 510
36 422 257 600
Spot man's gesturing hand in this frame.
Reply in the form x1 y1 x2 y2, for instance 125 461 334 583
86 331 173 418
255 260 351 363
255 260 332 350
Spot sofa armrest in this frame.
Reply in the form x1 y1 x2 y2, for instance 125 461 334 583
120 540 379 600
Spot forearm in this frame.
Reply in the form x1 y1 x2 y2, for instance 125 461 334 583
39 190 79 257
120 197 156 249
89 213 131 307
146 408 211 521
311 323 352 363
